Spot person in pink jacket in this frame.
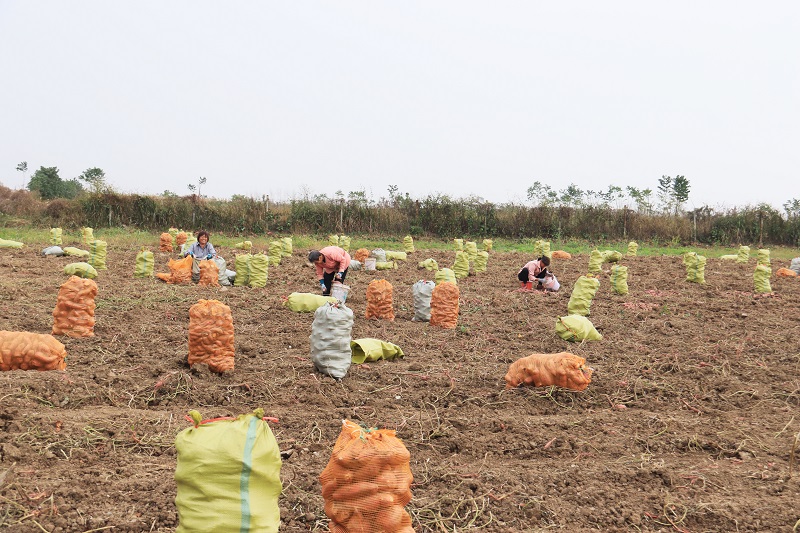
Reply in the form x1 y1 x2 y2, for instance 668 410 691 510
308 246 351 296
517 256 550 289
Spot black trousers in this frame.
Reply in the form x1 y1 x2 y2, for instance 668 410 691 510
518 267 547 283
322 268 348 296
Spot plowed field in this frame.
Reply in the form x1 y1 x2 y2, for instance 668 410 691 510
1 242 799 532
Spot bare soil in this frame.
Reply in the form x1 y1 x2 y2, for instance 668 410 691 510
1 242 799 532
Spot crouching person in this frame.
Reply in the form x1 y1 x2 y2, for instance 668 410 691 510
184 231 217 283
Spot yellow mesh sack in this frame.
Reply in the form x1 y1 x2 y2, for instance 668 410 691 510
175 409 281 533
320 420 414 533
268 241 283 266
284 293 338 313
0 331 67 371
81 227 94 244
754 264 772 293
134 248 154 278
339 236 351 252
434 268 456 285
64 262 98 279
736 245 750 263
188 300 234 373
365 279 395 320
453 238 463 251
430 281 459 329
50 227 63 246
452 251 470 279
464 241 478 262
627 241 638 256
52 276 97 338
473 251 488 273
482 239 493 252
588 249 603 274
88 240 107 270
610 265 629 295
567 275 600 316
280 237 293 257
403 236 414 253
418 258 438 271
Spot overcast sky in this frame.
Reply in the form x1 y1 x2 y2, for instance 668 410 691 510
1 2 798 211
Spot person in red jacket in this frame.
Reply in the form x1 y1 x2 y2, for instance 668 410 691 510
308 246 351 296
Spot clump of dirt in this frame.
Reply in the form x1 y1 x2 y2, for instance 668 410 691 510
0 242 798 532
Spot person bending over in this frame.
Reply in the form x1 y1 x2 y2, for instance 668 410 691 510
308 246 351 296
517 255 550 289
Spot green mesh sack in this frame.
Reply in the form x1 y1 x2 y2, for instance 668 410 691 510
284 293 337 312
50 228 63 246
339 235 351 252
280 237 292 257
541 241 551 259
452 250 470 279
567 275 600 316
627 241 638 256
610 265 628 295
63 246 90 258
601 250 622 263
81 227 94 244
134 248 155 278
375 261 397 270
350 338 405 364
736 245 750 263
756 249 770 266
754 264 772 293
555 315 602 342
453 238 464 251
64 262 98 279
88 240 108 270
328 234 339 246
248 254 269 288
473 251 489 273
684 252 706 283
385 251 407 261
403 235 415 253
268 241 282 266
175 409 281 533
234 254 252 287
419 258 439 271
435 268 457 285
0 238 24 248
588 249 603 274
482 239 493 252
464 241 478 262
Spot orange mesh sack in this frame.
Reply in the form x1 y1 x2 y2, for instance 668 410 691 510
156 255 193 284
776 267 798 278
320 420 414 533
505 352 593 391
1 331 67 371
52 275 98 338
198 259 220 287
429 281 459 329
160 232 174 252
354 248 370 263
365 279 395 321
188 300 234 373
176 231 188 246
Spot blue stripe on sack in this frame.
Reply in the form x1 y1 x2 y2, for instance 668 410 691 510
240 417 258 533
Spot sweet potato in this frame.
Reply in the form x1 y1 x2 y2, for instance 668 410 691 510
188 300 234 373
52 275 97 338
320 420 413 533
505 352 593 391
365 279 395 320
0 331 67 371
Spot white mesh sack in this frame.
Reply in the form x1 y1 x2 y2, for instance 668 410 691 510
310 303 354 379
213 256 232 286
412 280 436 322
